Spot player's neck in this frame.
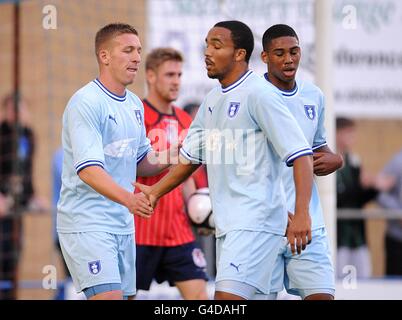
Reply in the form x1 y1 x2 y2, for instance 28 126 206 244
145 94 174 115
267 73 296 91
220 64 249 88
97 74 126 96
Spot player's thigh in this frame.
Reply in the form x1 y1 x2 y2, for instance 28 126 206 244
117 234 136 297
162 242 208 284
284 228 335 299
269 237 288 295
135 245 164 291
215 230 283 297
58 232 121 293
175 279 209 300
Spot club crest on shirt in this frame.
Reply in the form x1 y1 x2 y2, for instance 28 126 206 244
135 110 142 126
88 260 101 275
228 102 240 118
304 105 316 120
192 248 207 268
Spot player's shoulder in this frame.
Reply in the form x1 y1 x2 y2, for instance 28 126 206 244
242 71 272 92
205 85 221 99
298 78 324 98
126 89 143 109
173 106 193 124
251 74 283 103
72 80 97 99
66 80 102 110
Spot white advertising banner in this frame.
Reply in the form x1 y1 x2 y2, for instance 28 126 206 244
147 0 402 118
334 0 402 118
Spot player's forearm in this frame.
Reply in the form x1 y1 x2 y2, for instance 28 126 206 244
293 155 313 216
137 149 176 177
151 161 200 200
78 166 131 207
136 151 169 177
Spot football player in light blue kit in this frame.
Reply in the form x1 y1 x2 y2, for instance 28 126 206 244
261 24 344 300
135 21 314 300
57 23 177 300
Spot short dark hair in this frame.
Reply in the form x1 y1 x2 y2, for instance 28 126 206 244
336 117 355 130
262 24 299 51
95 23 138 58
146 47 183 71
214 20 254 63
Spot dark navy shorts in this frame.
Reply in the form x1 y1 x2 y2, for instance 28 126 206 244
136 241 208 290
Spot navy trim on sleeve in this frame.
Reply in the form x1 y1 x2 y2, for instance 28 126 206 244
76 163 104 174
75 159 105 174
312 142 327 151
286 148 313 167
180 148 204 164
136 148 151 164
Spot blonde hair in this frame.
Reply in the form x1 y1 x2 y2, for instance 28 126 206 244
95 23 138 59
145 47 183 71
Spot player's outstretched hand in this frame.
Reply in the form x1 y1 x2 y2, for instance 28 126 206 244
286 212 312 255
133 182 158 209
313 152 343 176
127 192 153 218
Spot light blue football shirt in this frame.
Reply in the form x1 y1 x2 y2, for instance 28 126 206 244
264 74 327 230
57 79 151 234
181 70 313 237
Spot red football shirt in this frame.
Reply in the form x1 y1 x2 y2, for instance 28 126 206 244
192 165 208 189
135 100 195 246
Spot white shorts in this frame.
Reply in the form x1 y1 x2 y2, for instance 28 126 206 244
215 230 283 297
270 227 335 299
58 231 136 297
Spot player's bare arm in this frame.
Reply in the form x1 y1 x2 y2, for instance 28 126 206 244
78 165 153 218
287 154 313 255
135 155 200 208
136 142 180 177
313 145 343 176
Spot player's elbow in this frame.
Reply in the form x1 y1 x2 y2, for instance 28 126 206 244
77 165 99 184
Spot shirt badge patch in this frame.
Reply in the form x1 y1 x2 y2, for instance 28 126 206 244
228 102 240 118
135 110 142 126
304 105 316 120
88 260 101 275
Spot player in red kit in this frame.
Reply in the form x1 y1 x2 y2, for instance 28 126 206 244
134 48 209 299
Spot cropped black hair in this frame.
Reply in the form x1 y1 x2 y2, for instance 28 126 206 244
262 24 299 51
214 20 254 63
